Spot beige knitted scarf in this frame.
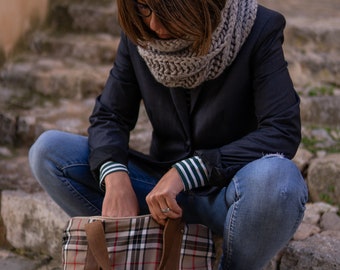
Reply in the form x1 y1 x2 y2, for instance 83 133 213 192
137 0 258 89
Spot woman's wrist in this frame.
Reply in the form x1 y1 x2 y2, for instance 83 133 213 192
99 161 128 191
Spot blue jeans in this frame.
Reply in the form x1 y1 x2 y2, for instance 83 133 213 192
29 130 308 270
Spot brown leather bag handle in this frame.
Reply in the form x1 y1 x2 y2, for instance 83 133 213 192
84 220 111 270
158 218 184 270
84 218 184 270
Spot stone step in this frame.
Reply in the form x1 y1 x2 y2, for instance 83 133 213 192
283 17 340 87
0 249 40 270
1 190 69 269
0 55 110 101
29 31 120 65
284 18 340 53
0 51 109 147
301 95 340 128
259 0 340 20
259 0 340 87
0 98 94 146
285 48 339 87
0 95 152 149
48 0 120 36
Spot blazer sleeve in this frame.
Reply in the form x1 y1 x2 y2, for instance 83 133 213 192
88 33 141 179
196 9 301 187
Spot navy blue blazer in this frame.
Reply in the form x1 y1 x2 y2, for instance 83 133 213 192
88 5 301 187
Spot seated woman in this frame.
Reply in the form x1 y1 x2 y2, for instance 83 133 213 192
29 0 308 269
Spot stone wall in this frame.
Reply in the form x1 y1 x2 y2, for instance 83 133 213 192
0 0 48 60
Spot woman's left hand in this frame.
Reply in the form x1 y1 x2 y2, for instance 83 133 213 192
146 167 184 225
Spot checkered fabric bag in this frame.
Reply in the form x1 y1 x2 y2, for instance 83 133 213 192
62 214 215 270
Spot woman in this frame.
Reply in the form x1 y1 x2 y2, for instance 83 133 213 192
29 0 308 269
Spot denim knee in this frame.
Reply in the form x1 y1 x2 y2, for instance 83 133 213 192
29 130 56 174
228 155 307 206
221 156 308 269
29 130 89 186
30 129 62 157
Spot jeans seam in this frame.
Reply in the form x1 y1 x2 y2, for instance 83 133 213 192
289 192 307 237
59 162 89 171
289 177 308 236
225 202 238 268
224 178 240 268
291 207 305 235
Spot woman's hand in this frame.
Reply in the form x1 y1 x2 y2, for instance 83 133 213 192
146 167 184 225
102 171 139 217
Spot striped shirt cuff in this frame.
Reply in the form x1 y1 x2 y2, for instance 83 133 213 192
172 156 209 191
99 161 128 191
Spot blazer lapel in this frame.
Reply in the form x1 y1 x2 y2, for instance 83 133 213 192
169 84 204 139
189 84 204 114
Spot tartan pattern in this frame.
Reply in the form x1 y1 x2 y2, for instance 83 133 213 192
62 215 215 270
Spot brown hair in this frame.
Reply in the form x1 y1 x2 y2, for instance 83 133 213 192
117 0 227 55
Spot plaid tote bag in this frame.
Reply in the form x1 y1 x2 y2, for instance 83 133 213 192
62 214 215 270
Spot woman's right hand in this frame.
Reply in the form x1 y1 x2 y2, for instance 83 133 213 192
101 171 139 217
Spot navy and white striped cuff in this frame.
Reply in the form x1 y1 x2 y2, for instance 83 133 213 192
99 161 128 191
173 156 209 191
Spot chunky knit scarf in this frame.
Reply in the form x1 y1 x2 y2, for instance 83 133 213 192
138 0 258 89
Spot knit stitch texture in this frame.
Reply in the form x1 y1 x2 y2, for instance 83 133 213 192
138 0 258 88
